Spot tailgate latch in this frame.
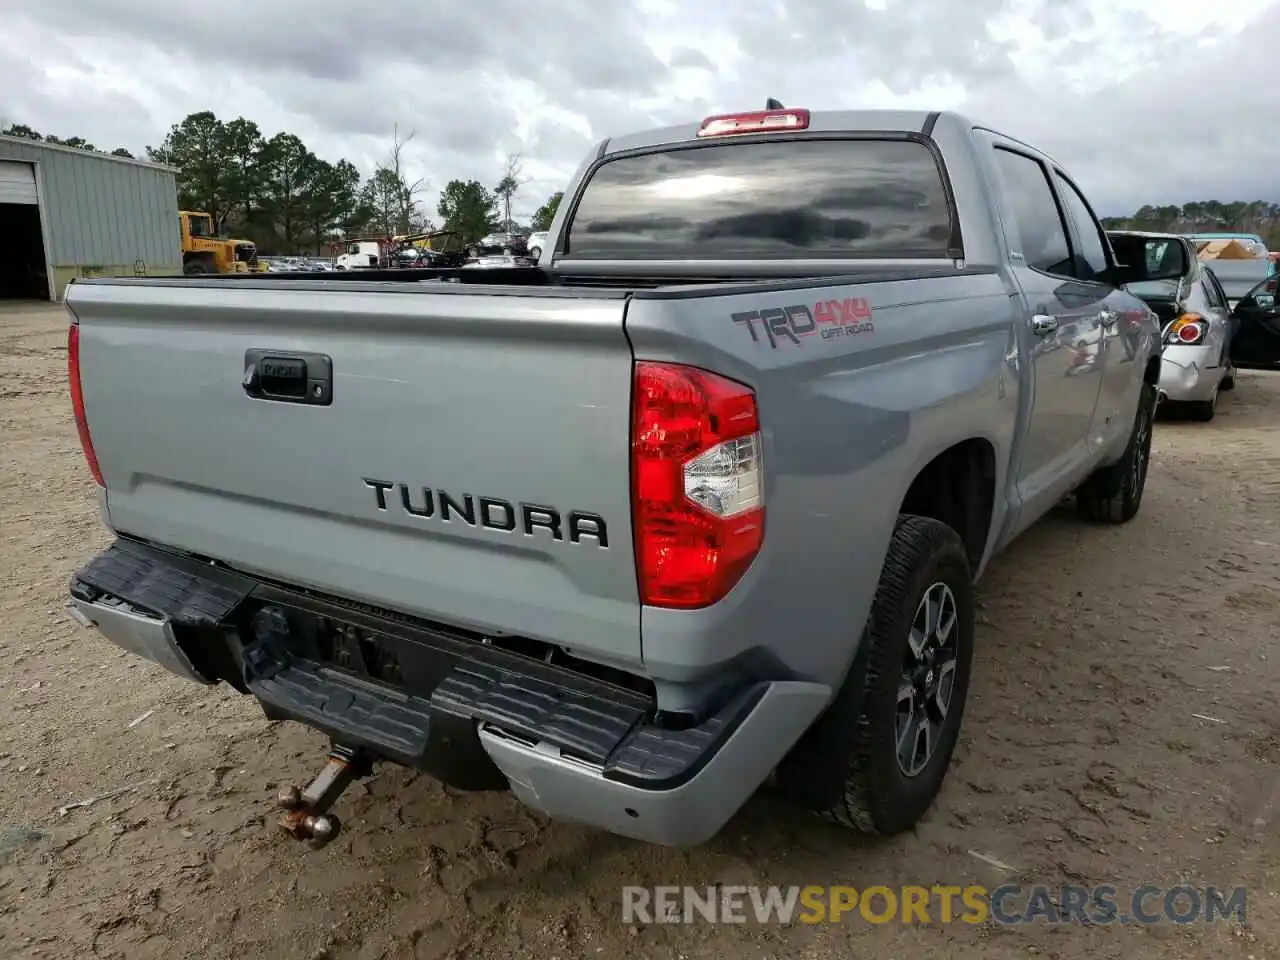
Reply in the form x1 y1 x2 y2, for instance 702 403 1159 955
243 349 333 406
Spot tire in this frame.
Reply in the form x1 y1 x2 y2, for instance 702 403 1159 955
529 246 542 260
1185 384 1219 423
1076 381 1156 523
774 515 975 836
183 260 212 275
1220 368 1235 392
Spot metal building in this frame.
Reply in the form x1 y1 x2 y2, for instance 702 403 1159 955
0 134 182 301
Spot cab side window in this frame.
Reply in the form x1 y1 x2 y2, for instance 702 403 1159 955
1051 171 1110 283
1201 274 1229 312
993 148 1072 277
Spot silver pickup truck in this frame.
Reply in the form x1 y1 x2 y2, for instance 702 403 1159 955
63 106 1184 849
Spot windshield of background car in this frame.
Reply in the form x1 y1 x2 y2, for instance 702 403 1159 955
564 137 956 259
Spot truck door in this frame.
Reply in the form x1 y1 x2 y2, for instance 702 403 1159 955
1048 166 1147 458
1229 275 1280 369
987 144 1108 511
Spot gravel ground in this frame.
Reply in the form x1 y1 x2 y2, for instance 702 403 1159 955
1 301 1278 959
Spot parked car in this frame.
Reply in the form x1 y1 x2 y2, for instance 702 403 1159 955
62 105 1180 851
527 230 549 260
473 232 528 257
1109 230 1238 421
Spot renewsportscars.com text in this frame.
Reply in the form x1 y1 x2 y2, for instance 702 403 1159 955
621 884 1247 926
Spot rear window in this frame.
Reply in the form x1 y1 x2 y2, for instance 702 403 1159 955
564 138 955 260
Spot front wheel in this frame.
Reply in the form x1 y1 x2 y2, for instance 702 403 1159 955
774 515 975 835
529 246 542 260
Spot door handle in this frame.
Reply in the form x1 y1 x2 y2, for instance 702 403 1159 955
243 349 333 405
1031 314 1059 336
1097 309 1119 329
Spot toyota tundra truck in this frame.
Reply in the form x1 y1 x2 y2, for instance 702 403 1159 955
62 106 1182 849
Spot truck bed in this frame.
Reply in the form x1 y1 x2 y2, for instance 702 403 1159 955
106 262 994 292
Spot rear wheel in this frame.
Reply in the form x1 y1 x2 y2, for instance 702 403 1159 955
529 245 542 259
1076 381 1156 523
1185 382 1219 422
183 259 212 275
774 515 974 835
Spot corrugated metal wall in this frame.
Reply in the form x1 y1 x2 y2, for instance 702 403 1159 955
0 136 181 270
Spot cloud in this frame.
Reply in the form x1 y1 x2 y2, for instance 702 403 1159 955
2 0 1276 224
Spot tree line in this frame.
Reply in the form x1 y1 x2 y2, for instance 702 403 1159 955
2 115 565 255
1100 201 1280 249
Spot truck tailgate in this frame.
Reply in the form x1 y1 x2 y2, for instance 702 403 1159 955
66 280 641 662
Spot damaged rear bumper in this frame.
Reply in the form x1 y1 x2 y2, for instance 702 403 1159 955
69 538 829 846
1158 348 1226 403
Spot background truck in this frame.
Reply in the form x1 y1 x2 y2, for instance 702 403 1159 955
1185 232 1274 302
334 238 383 270
63 105 1182 850
178 211 264 275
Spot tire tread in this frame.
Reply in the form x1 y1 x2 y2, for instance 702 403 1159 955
810 515 972 835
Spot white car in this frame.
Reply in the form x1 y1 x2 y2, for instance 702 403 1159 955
1113 232 1237 422
527 231 549 260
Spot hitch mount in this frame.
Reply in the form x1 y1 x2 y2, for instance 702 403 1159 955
276 744 372 848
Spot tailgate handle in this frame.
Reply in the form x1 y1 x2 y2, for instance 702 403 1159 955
243 350 333 406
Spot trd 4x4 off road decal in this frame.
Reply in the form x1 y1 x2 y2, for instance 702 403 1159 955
731 296 875 348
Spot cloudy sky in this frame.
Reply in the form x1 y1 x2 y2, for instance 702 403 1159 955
2 0 1276 220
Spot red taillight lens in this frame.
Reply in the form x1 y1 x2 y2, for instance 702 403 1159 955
696 109 810 138
1167 313 1207 346
67 324 104 486
631 361 765 609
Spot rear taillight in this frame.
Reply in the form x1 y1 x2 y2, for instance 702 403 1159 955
67 324 104 486
631 362 765 609
1166 313 1207 346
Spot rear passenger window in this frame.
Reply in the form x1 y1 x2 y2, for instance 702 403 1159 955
1202 277 1227 311
1052 172 1109 282
993 148 1071 276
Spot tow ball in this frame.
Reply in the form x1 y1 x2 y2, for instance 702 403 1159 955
276 745 372 849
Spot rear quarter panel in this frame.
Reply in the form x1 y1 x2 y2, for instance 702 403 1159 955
626 272 1019 689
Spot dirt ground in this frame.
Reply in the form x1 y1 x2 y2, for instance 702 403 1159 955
2 301 1278 960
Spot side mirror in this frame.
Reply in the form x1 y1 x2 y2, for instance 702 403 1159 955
1236 277 1279 316
1240 292 1277 315
1107 236 1190 286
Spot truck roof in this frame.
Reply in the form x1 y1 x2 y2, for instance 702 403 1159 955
598 107 1061 170
1105 230 1192 241
602 108 936 155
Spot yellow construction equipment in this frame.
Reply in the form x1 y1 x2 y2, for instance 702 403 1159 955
178 211 266 274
